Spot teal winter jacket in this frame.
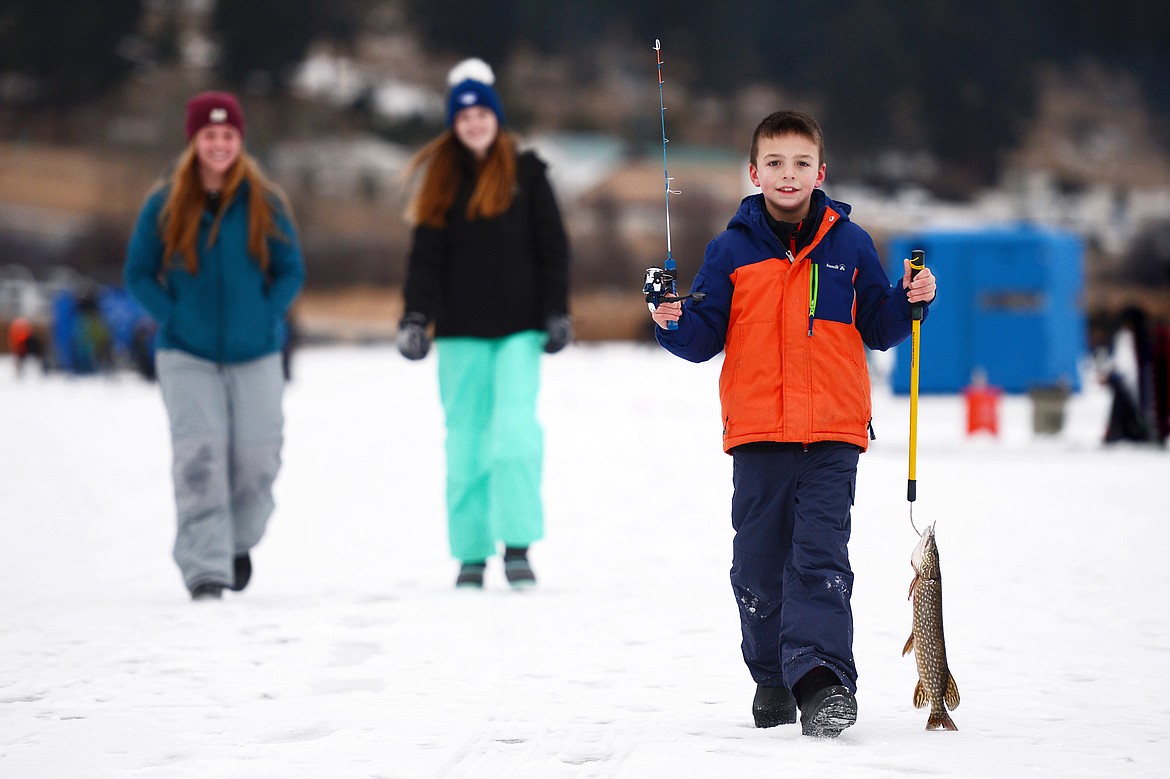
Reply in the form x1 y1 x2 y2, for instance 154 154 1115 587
124 182 305 363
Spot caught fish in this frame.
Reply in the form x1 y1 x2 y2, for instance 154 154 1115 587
902 522 959 730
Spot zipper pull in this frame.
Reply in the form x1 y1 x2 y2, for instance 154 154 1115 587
785 250 795 263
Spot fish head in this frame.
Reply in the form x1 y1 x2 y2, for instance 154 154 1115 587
910 522 940 578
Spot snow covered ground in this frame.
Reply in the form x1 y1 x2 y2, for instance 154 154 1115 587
2 343 1168 778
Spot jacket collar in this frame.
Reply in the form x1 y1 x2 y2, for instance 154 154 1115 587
732 189 849 256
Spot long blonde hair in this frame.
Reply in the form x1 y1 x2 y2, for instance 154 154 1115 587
158 145 291 273
404 130 517 228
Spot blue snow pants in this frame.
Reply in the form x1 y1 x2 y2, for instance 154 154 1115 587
730 441 860 693
436 331 545 563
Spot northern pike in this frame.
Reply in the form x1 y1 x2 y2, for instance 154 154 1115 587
902 522 959 730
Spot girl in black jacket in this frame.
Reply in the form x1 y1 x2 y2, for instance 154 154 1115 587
398 58 572 589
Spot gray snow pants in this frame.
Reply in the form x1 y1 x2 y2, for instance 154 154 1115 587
156 349 285 591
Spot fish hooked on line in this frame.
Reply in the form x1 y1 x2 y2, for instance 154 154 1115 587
903 522 960 731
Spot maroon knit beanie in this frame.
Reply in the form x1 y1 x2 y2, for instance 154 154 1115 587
184 91 246 142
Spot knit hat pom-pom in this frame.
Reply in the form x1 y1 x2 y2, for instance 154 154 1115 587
447 58 495 88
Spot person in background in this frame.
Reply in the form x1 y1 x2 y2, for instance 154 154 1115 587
7 316 45 376
648 111 937 738
124 91 305 600
1098 305 1156 444
72 289 113 374
397 58 572 590
130 316 158 381
1152 316 1170 444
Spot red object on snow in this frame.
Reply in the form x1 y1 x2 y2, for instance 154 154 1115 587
964 383 1001 436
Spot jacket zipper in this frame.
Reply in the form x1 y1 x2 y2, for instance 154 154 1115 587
807 261 819 336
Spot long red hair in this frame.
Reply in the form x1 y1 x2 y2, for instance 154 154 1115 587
158 144 291 273
404 130 517 228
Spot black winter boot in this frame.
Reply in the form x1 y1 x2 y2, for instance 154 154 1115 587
503 546 535 588
231 553 252 592
190 582 224 601
456 562 486 588
752 684 797 727
794 667 857 739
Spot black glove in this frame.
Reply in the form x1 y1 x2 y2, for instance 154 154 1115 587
397 312 430 360
543 313 573 354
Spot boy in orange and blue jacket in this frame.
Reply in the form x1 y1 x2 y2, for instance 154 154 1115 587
650 110 937 738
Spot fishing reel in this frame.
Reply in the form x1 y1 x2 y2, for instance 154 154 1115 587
643 266 705 310
643 266 673 310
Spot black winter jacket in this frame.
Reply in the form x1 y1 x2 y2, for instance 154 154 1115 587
402 149 570 338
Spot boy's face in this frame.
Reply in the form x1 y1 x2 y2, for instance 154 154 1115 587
749 132 825 223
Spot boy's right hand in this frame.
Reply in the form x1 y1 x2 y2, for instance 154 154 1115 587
650 300 682 330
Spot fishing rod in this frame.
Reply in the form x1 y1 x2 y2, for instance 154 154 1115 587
644 39 704 326
907 248 925 535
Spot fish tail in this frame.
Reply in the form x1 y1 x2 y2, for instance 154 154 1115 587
926 710 958 731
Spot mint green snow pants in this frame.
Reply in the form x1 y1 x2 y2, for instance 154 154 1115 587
436 331 545 563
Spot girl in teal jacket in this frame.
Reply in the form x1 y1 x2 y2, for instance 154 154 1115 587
124 91 305 600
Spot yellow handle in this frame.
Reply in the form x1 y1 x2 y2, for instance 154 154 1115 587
907 249 925 503
908 318 921 502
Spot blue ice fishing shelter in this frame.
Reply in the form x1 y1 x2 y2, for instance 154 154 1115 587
886 225 1086 394
51 289 79 372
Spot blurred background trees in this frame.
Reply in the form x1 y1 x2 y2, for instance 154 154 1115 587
399 0 1170 191
0 0 142 108
3 0 1168 190
210 0 367 94
1 0 1168 332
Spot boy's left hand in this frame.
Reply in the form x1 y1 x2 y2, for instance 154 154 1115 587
902 259 937 305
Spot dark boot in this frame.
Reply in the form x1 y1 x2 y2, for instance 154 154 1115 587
231 553 252 592
503 546 535 588
456 561 486 589
190 582 224 601
752 684 797 727
794 667 857 739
